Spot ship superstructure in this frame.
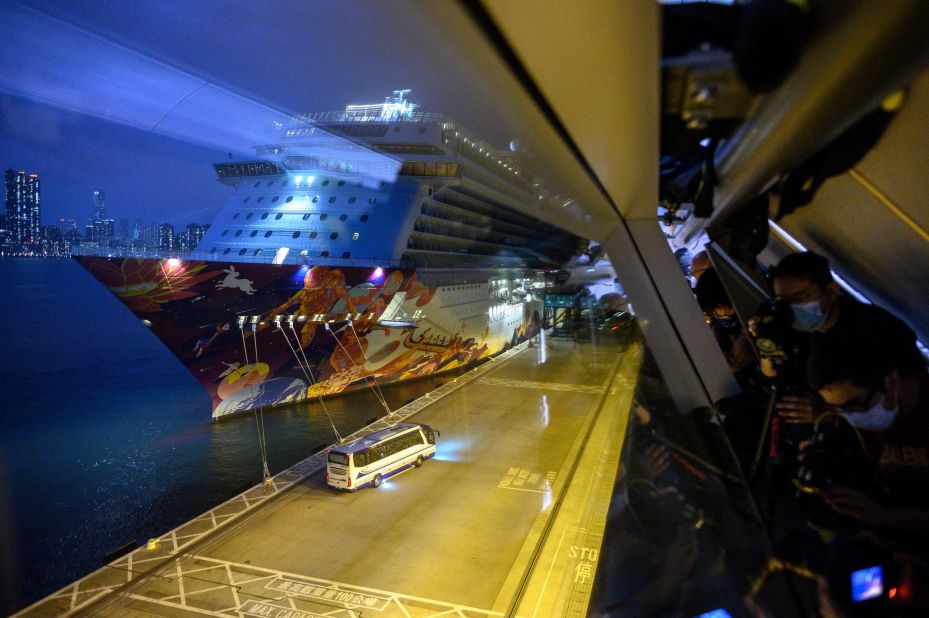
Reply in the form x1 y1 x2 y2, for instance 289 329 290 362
78 92 584 418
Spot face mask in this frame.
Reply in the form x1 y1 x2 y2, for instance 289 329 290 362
791 300 826 332
712 314 739 332
844 394 899 431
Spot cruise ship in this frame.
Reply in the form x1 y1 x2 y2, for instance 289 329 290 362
77 92 584 418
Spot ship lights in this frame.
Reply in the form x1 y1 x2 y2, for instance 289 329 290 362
166 258 181 270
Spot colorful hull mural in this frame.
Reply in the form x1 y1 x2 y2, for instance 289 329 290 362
77 257 542 418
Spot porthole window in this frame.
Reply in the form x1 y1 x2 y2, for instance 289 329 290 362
221 230 229 237
320 214 328 221
264 230 273 238
309 231 318 239
250 230 258 237
342 251 351 258
253 181 261 188
246 213 254 219
302 214 311 220
328 196 336 203
285 196 293 203
320 251 329 257
348 196 357 204
352 232 360 240
312 196 319 203
209 247 217 254
292 231 300 239
261 213 269 220
321 180 330 187
275 213 283 220
337 180 345 187
243 197 250 204
280 180 287 187
239 248 247 255
233 213 240 219
271 196 279 203
254 249 262 256
266 180 274 187
330 232 339 240
339 214 347 221
235 230 243 237
224 248 231 255
360 215 369 222
257 196 264 203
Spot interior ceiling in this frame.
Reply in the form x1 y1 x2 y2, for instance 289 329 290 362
483 1 660 222
774 69 929 343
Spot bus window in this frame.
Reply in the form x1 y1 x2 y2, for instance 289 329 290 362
328 451 348 466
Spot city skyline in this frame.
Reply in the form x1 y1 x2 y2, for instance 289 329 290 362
3 166 211 256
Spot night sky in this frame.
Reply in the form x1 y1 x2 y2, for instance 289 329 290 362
0 0 516 228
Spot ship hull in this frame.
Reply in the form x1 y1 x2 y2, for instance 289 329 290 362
76 257 542 418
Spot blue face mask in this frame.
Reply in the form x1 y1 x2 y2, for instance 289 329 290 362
791 300 826 332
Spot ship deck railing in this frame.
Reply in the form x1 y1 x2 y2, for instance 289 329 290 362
294 110 449 125
71 246 411 269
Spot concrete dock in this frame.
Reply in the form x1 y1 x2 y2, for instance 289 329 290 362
18 335 640 617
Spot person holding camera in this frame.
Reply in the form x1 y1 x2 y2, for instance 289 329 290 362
756 251 921 425
807 332 929 540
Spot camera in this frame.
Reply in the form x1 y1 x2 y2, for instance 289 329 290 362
794 413 884 497
825 533 928 616
750 296 795 361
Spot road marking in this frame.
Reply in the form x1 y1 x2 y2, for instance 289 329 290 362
266 578 390 610
479 377 606 394
498 468 556 493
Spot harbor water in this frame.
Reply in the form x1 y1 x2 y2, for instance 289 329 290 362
0 258 456 615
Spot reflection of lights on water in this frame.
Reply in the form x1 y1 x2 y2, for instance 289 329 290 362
433 438 467 462
540 394 549 428
538 329 547 364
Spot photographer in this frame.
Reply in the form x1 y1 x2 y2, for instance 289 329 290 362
807 332 929 540
756 252 921 425
695 269 756 380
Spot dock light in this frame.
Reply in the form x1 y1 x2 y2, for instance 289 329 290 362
146 538 159 551
237 316 246 327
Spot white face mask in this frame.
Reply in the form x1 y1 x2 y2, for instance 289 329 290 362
844 393 899 431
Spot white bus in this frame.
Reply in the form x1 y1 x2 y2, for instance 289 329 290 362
326 422 437 491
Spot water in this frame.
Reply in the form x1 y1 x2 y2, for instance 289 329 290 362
0 258 452 615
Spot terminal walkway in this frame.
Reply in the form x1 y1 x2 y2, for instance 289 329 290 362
19 336 641 617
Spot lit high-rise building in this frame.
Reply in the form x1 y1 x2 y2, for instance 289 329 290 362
181 223 206 251
93 189 106 220
4 169 41 247
159 223 175 251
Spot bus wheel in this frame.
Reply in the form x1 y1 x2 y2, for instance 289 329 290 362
414 455 424 468
372 474 382 488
